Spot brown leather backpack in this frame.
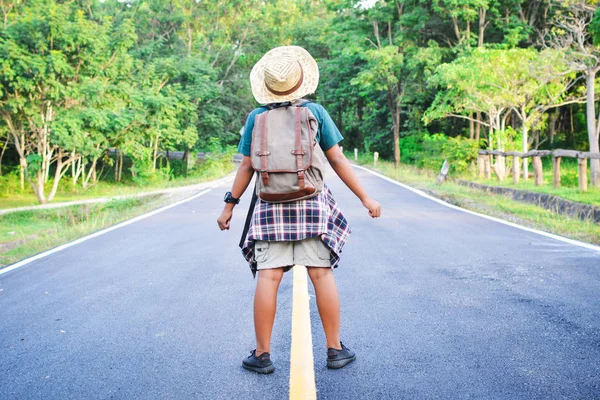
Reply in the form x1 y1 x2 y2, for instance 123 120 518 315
250 102 326 203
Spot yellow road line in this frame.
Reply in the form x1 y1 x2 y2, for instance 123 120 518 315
289 265 317 400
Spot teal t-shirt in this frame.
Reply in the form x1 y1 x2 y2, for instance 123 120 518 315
237 102 343 156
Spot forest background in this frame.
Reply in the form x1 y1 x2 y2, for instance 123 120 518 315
1 0 600 206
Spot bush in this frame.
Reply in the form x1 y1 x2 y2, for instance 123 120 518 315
441 136 479 173
0 171 24 197
419 133 447 171
400 134 424 164
409 133 479 174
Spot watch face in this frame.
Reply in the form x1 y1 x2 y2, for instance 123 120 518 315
224 192 231 201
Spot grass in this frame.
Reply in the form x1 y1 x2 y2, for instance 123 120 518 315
0 155 235 268
0 157 236 210
0 194 185 268
352 154 600 246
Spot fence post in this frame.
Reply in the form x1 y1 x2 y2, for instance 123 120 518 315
484 155 491 179
553 156 561 188
374 152 379 167
523 158 529 180
532 156 543 185
578 158 588 192
477 155 485 178
354 148 358 161
512 156 520 184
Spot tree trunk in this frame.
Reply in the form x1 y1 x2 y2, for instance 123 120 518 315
387 88 401 167
469 113 474 140
452 16 461 44
357 98 364 148
393 98 401 167
475 112 481 142
152 134 160 171
586 70 600 186
183 147 190 174
114 149 119 182
19 132 25 190
118 150 124 182
478 8 486 47
522 122 529 180
81 160 86 189
91 156 97 183
82 157 98 189
19 157 25 191
44 149 53 184
71 151 77 185
0 133 8 176
549 110 558 146
48 149 75 202
34 169 46 204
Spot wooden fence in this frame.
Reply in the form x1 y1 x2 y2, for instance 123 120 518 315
477 149 600 191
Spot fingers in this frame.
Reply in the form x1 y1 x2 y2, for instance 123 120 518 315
368 204 381 218
217 217 230 230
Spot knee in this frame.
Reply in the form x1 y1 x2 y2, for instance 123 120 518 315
258 268 284 284
307 267 331 282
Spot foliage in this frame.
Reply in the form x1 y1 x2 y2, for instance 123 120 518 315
1 0 599 203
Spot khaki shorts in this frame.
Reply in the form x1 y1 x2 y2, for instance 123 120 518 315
255 236 331 272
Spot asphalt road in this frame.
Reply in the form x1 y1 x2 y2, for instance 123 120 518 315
1 167 599 399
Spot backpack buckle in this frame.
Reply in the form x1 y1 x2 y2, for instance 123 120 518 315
291 150 307 155
255 151 271 156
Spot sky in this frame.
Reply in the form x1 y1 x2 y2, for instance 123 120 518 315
357 0 378 10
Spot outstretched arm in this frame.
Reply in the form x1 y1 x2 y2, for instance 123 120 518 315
325 144 381 218
217 156 254 230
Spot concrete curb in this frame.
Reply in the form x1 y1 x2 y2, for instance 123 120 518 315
454 179 600 224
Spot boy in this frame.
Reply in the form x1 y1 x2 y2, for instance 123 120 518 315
217 46 381 374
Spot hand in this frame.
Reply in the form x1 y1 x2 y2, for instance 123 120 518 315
361 197 381 218
217 208 233 230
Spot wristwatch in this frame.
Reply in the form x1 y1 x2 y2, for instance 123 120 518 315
224 191 240 204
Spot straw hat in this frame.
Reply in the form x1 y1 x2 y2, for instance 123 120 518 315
250 46 319 104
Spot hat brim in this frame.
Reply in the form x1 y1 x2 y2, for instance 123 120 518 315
250 46 319 105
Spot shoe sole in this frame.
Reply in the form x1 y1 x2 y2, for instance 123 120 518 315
242 363 275 374
327 355 356 369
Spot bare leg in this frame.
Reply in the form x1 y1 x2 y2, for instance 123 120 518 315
254 268 284 356
307 267 341 350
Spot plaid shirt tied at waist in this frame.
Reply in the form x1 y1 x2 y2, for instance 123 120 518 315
241 184 351 277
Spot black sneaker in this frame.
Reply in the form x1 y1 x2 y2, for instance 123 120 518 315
242 350 275 374
327 342 356 369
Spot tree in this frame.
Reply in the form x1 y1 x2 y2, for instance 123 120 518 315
353 45 404 166
0 0 136 203
547 1 600 185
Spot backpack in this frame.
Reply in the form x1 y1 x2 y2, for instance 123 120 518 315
250 102 326 203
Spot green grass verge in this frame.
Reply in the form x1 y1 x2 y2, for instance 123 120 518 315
353 156 600 246
0 157 234 268
0 194 185 268
0 158 236 210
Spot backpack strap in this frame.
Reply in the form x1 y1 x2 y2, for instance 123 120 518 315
258 113 270 186
293 99 312 107
292 107 306 189
260 99 312 110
